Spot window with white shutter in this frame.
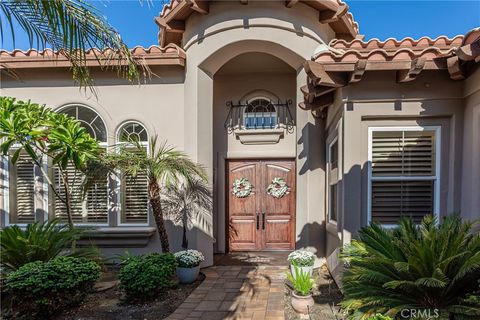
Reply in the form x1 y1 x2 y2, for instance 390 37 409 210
53 105 109 225
52 162 108 224
6 152 36 224
368 127 440 225
117 122 149 225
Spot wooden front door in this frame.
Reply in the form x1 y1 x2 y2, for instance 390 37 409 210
227 159 296 251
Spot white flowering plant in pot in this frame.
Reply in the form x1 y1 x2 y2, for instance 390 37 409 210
287 250 315 279
174 249 205 284
175 249 205 268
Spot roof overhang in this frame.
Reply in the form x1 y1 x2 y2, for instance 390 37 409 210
155 0 359 47
300 29 480 117
0 44 186 70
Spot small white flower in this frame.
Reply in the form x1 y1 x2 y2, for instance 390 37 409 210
175 249 205 268
287 250 315 267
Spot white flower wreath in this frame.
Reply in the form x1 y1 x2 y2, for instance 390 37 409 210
232 178 253 198
267 177 289 198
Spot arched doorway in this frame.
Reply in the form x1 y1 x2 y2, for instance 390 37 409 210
212 51 297 252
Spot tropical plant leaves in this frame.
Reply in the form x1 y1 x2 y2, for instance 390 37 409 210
341 215 480 320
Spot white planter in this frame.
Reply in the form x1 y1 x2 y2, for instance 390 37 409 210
290 264 313 279
176 266 200 284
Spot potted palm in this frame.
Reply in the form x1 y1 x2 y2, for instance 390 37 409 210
287 263 315 314
287 250 315 279
174 249 204 284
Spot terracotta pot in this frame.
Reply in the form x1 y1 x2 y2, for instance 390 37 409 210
291 291 314 314
176 266 200 284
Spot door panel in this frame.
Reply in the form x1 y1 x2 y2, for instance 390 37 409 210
227 159 295 251
227 161 259 251
263 161 296 250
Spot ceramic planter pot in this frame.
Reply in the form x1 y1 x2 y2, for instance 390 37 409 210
290 264 313 279
291 291 314 314
176 265 200 284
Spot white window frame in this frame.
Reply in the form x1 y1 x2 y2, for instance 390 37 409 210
367 126 441 227
326 136 339 224
115 121 150 227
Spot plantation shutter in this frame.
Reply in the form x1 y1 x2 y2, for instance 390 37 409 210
9 153 36 224
121 172 149 224
53 162 108 224
371 130 436 224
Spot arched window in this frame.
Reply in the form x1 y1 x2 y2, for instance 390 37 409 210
244 98 277 129
60 105 108 144
117 122 149 225
53 105 109 224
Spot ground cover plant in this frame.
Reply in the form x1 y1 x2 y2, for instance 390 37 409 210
4 256 101 319
0 219 100 272
118 252 177 302
341 215 480 319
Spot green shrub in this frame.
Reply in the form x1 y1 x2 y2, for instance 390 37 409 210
341 215 480 320
286 262 314 296
0 219 101 272
118 252 177 301
4 256 101 319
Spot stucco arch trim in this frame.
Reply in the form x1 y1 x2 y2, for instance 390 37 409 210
198 39 306 76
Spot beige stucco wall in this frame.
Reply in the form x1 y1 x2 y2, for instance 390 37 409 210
181 0 335 262
324 71 469 284
0 1 337 265
462 67 480 223
0 66 189 257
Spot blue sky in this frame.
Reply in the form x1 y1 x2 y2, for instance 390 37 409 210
1 0 479 50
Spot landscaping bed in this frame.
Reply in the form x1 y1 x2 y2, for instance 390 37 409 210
57 267 205 320
284 264 343 320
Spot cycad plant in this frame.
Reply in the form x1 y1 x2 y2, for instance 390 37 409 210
161 178 213 249
341 215 480 320
0 219 100 272
100 136 207 253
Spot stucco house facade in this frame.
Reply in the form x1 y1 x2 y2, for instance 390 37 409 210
1 0 479 269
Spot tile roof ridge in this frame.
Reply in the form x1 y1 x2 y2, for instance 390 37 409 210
0 44 186 57
330 35 465 49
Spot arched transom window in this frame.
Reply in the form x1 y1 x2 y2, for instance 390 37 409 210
118 121 148 143
60 105 108 143
244 98 277 129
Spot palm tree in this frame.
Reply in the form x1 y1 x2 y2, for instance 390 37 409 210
0 0 149 89
161 178 213 249
102 136 207 253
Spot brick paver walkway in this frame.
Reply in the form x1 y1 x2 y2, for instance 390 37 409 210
166 266 287 320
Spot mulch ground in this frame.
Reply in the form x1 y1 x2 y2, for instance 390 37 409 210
284 264 344 320
57 268 205 320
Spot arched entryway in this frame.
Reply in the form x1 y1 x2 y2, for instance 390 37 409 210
212 51 297 252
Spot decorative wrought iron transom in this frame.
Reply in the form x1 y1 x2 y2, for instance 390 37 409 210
224 98 295 133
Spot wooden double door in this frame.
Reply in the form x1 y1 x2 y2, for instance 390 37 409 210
227 159 296 251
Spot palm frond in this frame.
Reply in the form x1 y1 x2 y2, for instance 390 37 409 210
0 0 149 90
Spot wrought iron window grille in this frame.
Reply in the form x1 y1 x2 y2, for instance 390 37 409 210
224 98 295 133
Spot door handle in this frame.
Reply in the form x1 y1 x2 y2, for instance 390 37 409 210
262 212 265 230
256 213 260 230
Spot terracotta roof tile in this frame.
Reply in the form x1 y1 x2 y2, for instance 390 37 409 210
314 35 464 63
0 44 186 69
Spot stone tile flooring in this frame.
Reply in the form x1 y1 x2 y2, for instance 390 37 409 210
166 266 287 320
